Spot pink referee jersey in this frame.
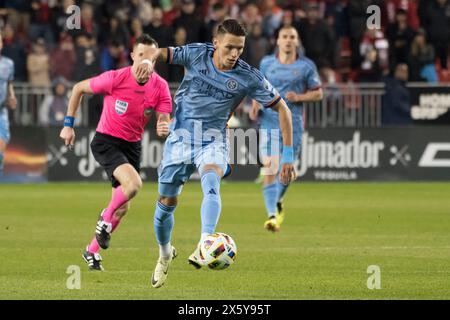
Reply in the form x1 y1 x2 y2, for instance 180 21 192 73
89 66 172 142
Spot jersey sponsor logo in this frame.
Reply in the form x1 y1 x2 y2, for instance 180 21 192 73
226 79 238 91
192 77 235 100
115 99 128 115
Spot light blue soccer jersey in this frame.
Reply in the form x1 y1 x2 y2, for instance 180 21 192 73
0 56 14 143
258 54 321 134
168 43 281 142
0 56 14 107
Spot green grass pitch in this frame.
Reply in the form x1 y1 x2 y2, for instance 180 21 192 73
1 182 450 299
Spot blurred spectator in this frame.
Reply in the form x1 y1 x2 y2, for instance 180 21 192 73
27 38 51 86
360 28 390 75
129 17 144 49
1 23 27 81
38 77 70 126
382 63 412 125
73 33 101 81
169 27 187 83
240 3 262 26
205 3 228 42
358 47 383 82
294 3 336 69
386 9 416 70
28 0 55 45
243 23 271 68
100 40 129 71
144 6 173 48
260 0 283 38
408 29 438 82
420 0 450 69
100 16 129 47
324 0 350 39
50 32 76 81
385 0 420 30
173 0 205 43
348 0 373 68
77 2 99 40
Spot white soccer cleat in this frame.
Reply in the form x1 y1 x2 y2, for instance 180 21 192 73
151 246 177 288
188 243 206 269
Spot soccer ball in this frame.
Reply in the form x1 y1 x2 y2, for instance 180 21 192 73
199 232 237 270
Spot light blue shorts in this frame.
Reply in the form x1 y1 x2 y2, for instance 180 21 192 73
158 133 230 197
0 108 10 143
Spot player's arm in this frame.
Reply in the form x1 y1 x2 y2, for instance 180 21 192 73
6 82 17 110
138 48 169 75
59 79 94 148
271 99 295 185
249 100 261 121
156 112 171 138
285 88 323 103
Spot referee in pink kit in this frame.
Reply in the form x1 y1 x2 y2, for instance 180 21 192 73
59 34 172 271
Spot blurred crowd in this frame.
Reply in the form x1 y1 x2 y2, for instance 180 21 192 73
0 0 449 88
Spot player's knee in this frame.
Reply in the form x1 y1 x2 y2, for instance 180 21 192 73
124 178 142 198
159 196 177 207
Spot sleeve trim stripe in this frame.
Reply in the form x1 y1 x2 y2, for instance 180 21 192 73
264 96 281 108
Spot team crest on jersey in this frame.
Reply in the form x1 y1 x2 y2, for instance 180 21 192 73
226 79 238 91
115 100 128 115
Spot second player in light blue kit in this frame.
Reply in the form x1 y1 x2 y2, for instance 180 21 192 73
0 33 17 177
250 26 324 232
146 19 296 288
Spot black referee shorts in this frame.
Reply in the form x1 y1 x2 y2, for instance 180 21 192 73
90 132 141 188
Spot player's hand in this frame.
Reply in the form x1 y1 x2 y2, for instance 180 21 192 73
59 126 76 149
285 92 300 103
136 61 152 84
156 120 170 138
249 104 260 121
279 163 296 185
6 96 17 110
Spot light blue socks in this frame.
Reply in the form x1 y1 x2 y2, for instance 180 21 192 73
200 170 221 235
263 182 277 218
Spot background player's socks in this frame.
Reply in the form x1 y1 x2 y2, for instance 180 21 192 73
263 182 278 217
88 238 100 253
276 180 289 203
0 152 4 176
200 170 221 235
154 201 176 253
102 186 129 223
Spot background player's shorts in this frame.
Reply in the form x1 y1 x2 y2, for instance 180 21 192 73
158 134 230 197
0 108 11 143
90 132 141 188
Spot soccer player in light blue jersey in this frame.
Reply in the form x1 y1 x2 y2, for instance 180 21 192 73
250 26 323 232
146 19 296 288
0 34 17 177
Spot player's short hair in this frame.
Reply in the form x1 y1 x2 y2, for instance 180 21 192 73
134 34 159 48
216 19 247 37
